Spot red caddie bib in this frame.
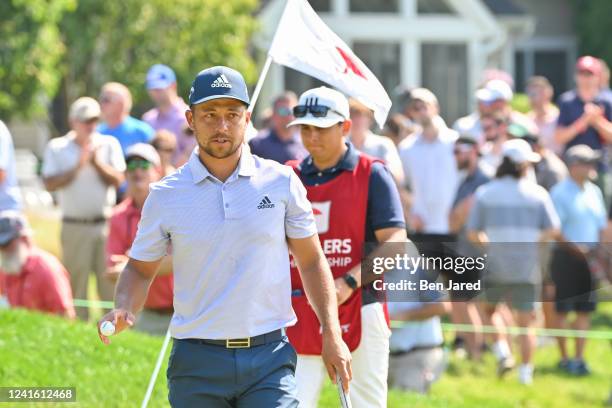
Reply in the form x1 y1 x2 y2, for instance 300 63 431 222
286 154 375 354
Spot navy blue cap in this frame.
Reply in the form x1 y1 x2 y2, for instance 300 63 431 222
146 64 176 90
188 66 250 106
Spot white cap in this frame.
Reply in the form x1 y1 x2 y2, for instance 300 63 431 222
125 143 161 167
69 97 101 122
476 79 513 104
409 88 438 106
287 86 349 128
502 139 540 164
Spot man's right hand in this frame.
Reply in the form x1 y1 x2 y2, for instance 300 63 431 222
321 328 352 393
97 309 135 345
410 214 424 232
78 144 93 169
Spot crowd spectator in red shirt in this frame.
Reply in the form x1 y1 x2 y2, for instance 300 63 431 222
0 212 75 318
106 143 174 335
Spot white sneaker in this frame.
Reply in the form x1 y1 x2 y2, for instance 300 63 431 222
518 364 533 385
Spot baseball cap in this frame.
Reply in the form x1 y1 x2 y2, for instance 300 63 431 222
0 212 31 246
575 56 602 75
502 139 540 164
476 79 513 104
146 64 177 90
69 97 101 122
125 143 161 167
188 66 250 106
287 86 349 128
565 144 601 165
408 88 438 106
506 122 538 143
455 134 478 146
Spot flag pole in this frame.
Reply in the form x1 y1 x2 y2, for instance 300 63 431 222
247 0 296 115
247 54 273 115
140 327 172 408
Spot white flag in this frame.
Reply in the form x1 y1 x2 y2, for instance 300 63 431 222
268 0 392 128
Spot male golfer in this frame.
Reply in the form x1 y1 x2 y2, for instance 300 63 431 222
286 86 407 407
97 66 351 407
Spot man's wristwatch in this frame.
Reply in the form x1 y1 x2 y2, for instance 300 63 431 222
342 274 358 290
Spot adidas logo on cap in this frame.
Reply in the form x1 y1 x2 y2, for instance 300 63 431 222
211 74 232 88
257 196 275 209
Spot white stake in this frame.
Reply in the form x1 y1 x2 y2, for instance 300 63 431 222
141 328 172 408
247 54 273 114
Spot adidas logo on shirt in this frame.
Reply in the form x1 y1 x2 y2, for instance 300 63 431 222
257 196 275 209
211 74 232 88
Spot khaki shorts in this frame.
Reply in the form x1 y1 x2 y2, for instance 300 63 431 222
388 347 446 394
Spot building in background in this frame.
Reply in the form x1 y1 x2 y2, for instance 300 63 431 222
9 0 578 152
255 0 576 124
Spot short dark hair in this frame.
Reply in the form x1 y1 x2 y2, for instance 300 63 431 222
495 156 524 179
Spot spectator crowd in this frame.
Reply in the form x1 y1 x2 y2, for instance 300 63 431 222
1 56 611 392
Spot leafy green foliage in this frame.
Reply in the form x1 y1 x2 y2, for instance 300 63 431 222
0 0 75 119
0 0 258 122
572 0 612 70
59 0 259 117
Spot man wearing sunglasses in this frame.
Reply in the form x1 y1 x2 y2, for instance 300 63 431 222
285 86 407 408
106 143 174 336
97 67 351 407
249 91 307 164
448 134 490 359
42 97 126 320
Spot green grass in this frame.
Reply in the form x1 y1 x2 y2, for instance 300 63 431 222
12 213 611 407
0 307 610 407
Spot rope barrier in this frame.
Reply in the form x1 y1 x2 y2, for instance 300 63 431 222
70 298 612 341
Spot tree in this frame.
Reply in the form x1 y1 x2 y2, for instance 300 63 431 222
0 0 75 120
572 0 612 68
53 0 258 132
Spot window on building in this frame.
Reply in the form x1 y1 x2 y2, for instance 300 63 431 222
421 42 468 123
349 0 399 13
353 41 401 98
308 0 331 12
284 68 327 98
514 49 570 99
514 51 526 94
417 0 454 14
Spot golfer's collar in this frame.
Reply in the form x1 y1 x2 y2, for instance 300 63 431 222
237 148 256 177
300 142 358 176
189 146 256 184
189 148 210 184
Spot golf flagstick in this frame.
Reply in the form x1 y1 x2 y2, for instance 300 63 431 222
335 369 352 408
141 327 172 408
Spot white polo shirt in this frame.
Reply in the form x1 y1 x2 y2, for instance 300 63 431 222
398 128 459 234
129 147 317 339
42 131 126 218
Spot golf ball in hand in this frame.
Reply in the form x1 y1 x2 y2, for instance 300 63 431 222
100 321 116 336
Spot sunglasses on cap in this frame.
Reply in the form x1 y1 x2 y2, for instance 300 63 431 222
126 159 153 172
293 105 342 118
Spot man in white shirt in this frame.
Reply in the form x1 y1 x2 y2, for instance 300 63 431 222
348 98 405 185
42 97 125 320
398 88 458 234
0 120 21 211
96 66 351 408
